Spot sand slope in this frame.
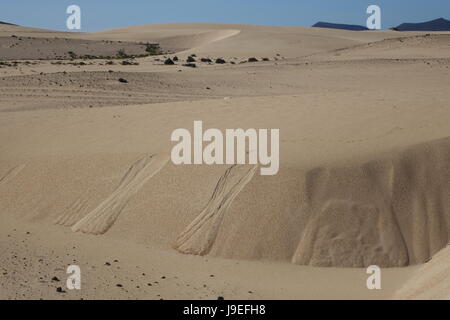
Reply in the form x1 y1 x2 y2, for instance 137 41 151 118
395 246 450 299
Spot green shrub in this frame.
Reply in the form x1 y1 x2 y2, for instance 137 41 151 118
145 43 162 56
117 49 130 59
67 51 77 59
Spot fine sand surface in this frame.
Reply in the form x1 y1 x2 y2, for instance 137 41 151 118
0 23 449 299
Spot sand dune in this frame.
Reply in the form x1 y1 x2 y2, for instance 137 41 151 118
1 22 433 60
175 165 258 256
1 22 449 299
0 36 153 60
310 34 450 61
292 138 449 267
55 154 169 234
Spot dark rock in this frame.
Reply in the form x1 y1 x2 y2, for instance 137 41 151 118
51 276 60 282
183 63 197 68
118 78 128 83
248 57 259 62
187 56 196 63
122 60 139 66
215 58 226 64
201 58 212 63
164 58 175 65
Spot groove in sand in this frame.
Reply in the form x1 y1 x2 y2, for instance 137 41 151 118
70 154 169 235
175 164 258 256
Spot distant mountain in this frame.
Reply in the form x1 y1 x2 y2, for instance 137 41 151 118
393 18 450 31
312 21 368 31
0 21 17 26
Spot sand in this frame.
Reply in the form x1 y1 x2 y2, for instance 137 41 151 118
0 22 449 300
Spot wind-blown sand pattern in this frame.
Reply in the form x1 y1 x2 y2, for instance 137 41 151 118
175 165 258 255
70 154 169 235
293 138 449 267
1 21 449 299
395 246 450 299
54 188 93 227
0 164 25 186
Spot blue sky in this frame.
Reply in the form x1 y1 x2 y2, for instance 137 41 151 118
1 0 449 32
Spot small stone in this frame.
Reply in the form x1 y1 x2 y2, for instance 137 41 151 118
183 63 196 68
164 58 175 65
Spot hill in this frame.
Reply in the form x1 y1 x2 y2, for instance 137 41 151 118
394 18 450 31
312 21 368 31
0 21 16 26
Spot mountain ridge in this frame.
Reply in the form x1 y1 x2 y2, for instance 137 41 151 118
312 21 368 31
394 17 450 31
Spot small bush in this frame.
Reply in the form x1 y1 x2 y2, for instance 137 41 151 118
67 51 77 59
117 49 130 59
145 43 162 56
